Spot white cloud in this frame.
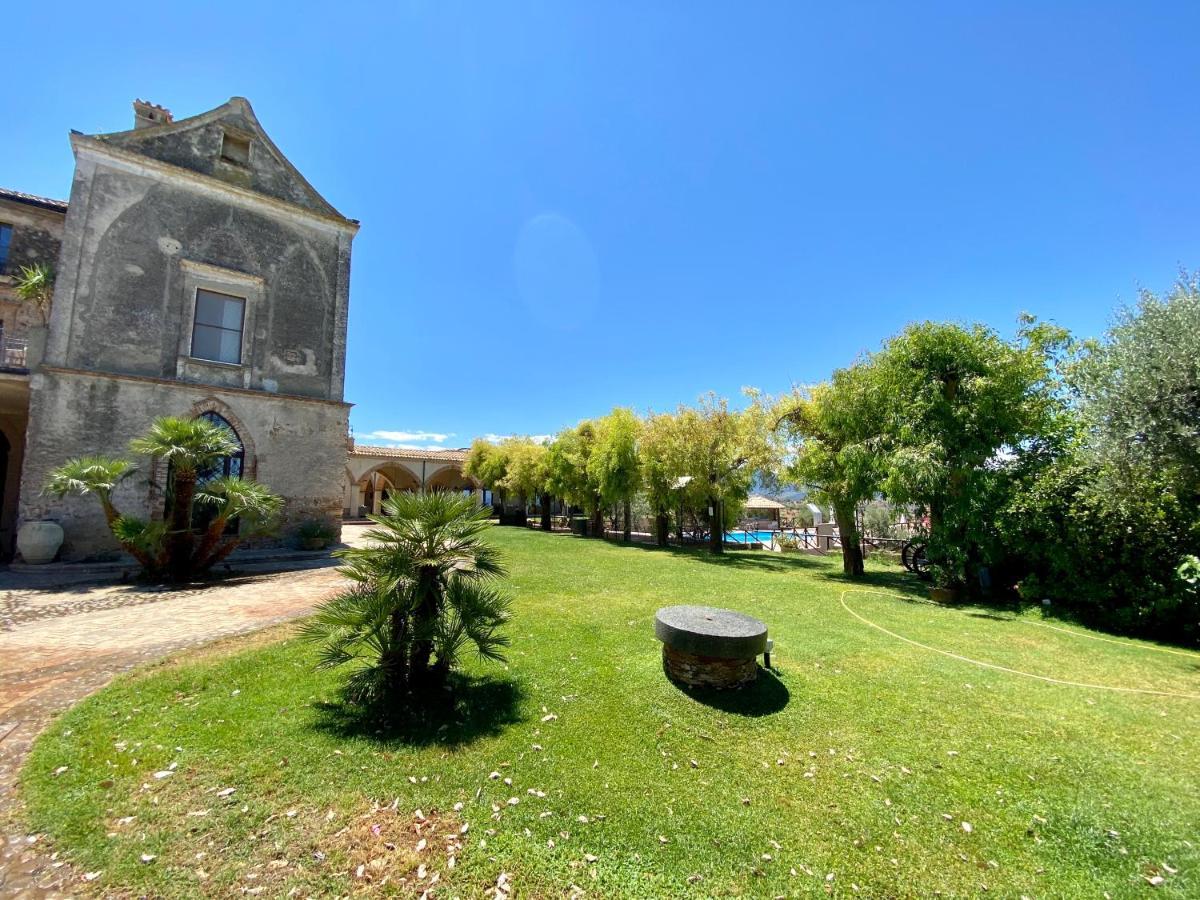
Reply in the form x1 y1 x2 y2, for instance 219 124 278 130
365 430 453 444
481 433 552 445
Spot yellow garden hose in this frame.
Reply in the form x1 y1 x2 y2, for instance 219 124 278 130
838 589 1200 701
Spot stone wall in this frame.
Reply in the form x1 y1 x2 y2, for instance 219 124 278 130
44 157 351 401
18 368 348 560
0 198 66 349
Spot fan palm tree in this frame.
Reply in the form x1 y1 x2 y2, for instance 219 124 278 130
302 491 511 705
130 417 240 581
44 416 280 582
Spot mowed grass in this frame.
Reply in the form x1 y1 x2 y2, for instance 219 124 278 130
23 529 1200 898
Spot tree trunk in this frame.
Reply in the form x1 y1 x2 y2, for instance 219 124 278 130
386 606 410 697
192 514 231 572
540 493 552 531
408 568 441 689
590 496 604 539
708 497 723 554
623 499 632 542
833 497 864 577
165 469 197 582
655 510 669 547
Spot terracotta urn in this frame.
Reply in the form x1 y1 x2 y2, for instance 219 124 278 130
17 521 64 564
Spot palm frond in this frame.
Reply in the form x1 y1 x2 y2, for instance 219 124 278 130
43 456 136 499
129 416 240 472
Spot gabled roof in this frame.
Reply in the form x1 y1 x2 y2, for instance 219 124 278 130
89 97 351 222
0 187 68 214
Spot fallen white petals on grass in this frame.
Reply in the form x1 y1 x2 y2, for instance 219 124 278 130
83 871 102 882
52 766 68 777
962 822 974 833
140 854 156 864
153 770 174 779
541 713 559 723
216 787 237 798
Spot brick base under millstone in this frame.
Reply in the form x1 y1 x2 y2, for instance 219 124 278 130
662 645 758 689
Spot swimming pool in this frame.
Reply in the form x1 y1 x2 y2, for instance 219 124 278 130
724 530 778 545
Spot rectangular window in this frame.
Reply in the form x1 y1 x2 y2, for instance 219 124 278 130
0 224 12 273
191 288 245 364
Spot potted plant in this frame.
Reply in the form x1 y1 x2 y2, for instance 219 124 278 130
295 518 336 551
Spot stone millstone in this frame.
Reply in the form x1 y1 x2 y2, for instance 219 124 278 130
654 605 768 659
654 605 768 690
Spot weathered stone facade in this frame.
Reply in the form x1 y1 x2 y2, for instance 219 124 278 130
0 190 67 553
12 97 357 560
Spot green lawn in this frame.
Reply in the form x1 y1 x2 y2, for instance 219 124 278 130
23 529 1200 898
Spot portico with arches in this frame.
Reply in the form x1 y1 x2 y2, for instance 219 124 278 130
345 443 473 518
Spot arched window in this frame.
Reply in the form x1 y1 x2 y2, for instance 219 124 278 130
196 411 244 486
191 412 245 534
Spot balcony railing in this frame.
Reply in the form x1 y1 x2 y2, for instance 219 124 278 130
0 335 29 371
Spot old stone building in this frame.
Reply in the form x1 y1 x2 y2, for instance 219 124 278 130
6 97 357 560
0 189 68 551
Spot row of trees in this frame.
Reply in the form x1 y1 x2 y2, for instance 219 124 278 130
464 395 778 553
461 274 1196 640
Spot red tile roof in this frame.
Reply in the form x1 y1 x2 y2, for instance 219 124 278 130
350 444 468 462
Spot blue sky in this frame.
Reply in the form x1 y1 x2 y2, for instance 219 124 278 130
6 2 1200 450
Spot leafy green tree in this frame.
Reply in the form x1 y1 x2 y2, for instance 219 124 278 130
546 421 605 536
872 320 1064 585
673 393 778 554
44 416 281 581
778 366 883 576
463 439 510 505
302 492 511 704
500 439 552 529
640 411 685 546
589 408 642 541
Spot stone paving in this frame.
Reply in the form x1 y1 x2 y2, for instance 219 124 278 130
0 525 369 898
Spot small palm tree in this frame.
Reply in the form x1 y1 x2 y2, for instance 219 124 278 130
14 263 55 323
302 491 511 706
44 416 280 581
130 417 240 581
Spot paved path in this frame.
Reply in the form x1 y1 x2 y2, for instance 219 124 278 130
0 527 370 897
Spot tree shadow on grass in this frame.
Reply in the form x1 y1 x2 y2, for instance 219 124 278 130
666 666 790 717
815 567 929 599
618 539 829 574
309 673 527 748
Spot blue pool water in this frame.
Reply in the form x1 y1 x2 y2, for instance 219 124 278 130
724 530 778 544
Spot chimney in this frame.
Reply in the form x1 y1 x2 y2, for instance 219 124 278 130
133 99 173 130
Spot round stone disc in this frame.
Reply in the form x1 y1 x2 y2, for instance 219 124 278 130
654 605 768 659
